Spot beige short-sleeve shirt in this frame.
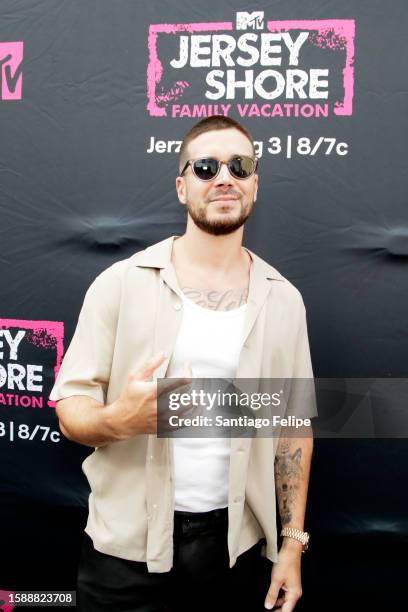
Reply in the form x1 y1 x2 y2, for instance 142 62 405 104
50 235 317 572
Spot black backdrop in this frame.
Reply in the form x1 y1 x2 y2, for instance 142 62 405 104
1 1 407 609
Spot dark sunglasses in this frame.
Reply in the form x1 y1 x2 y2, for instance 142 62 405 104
180 156 258 181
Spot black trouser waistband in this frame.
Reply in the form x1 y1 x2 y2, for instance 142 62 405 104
173 507 228 536
174 507 228 521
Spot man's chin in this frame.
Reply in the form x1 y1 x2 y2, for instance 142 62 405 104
192 215 248 236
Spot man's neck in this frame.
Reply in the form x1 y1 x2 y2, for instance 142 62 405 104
170 226 252 311
172 225 249 274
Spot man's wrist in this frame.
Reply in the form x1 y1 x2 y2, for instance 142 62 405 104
280 537 304 554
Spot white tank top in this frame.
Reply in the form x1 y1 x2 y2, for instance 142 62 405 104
166 292 247 512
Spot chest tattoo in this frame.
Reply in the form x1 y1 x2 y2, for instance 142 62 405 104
181 286 249 311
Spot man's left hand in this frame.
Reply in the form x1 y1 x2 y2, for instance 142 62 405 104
264 540 303 611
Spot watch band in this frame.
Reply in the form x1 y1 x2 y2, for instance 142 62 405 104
281 527 310 552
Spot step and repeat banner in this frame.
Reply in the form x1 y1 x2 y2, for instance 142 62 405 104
1 0 407 603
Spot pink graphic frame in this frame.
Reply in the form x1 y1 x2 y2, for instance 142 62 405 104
146 19 355 117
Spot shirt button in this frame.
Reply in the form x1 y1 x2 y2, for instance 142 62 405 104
174 303 182 311
150 455 154 461
153 503 157 509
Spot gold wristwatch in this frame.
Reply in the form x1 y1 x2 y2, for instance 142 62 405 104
281 527 310 552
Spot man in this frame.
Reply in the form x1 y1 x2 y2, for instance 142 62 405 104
50 115 316 611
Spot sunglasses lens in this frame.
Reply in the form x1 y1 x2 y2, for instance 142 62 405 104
229 157 255 179
193 158 219 181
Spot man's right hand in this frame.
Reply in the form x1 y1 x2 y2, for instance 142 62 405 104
106 352 191 439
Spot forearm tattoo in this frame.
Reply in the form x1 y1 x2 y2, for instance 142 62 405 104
274 440 303 525
181 286 248 311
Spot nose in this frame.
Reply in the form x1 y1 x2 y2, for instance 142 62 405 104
214 161 233 186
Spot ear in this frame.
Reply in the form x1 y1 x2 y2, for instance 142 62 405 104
176 176 187 205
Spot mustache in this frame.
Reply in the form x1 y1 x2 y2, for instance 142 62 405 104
206 189 241 202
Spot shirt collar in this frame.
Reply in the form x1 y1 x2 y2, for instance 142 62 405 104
132 235 284 351
131 235 284 283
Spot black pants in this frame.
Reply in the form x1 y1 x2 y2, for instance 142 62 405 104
77 508 272 611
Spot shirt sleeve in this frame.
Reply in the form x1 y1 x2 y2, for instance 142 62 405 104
49 267 120 405
286 298 318 419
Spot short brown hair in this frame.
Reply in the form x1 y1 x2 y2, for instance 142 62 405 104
179 115 255 172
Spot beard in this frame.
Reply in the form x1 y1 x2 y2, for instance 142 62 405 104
186 198 254 236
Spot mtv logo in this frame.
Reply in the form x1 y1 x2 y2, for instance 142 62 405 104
236 11 264 30
0 42 24 100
